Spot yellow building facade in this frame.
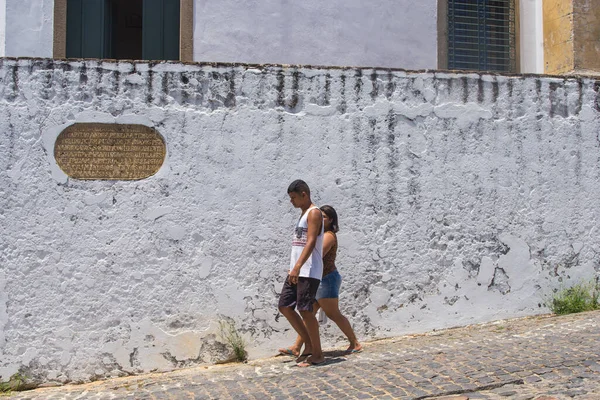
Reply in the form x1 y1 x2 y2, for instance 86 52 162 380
544 0 600 74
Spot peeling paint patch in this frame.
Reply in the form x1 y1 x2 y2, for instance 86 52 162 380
477 257 496 287
489 267 511 295
102 319 209 374
434 102 493 128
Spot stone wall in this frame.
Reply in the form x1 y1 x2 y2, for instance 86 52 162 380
1 58 599 384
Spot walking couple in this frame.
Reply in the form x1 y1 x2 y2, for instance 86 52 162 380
277 180 362 367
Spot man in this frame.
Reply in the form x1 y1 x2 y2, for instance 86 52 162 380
278 179 325 366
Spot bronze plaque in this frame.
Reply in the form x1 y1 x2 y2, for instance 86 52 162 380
54 123 166 180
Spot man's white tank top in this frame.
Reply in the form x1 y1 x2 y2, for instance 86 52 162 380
290 206 324 280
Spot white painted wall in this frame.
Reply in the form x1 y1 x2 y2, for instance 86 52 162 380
193 0 438 69
1 0 439 69
519 0 544 73
1 59 599 385
0 0 6 57
4 0 54 58
0 0 544 73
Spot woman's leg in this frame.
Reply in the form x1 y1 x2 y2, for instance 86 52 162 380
317 297 362 351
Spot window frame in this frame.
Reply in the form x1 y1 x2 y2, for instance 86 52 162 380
53 0 193 61
438 0 520 73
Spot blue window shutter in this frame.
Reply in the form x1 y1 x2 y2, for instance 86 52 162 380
142 0 180 60
66 0 109 58
66 0 83 57
447 0 516 72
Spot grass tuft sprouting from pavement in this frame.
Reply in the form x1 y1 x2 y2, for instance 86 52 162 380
218 319 248 362
549 279 600 315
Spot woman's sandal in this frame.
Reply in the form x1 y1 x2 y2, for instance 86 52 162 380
278 348 299 357
345 346 363 354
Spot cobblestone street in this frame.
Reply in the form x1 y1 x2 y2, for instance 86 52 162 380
6 311 600 399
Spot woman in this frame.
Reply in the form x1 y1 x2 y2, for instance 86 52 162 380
279 205 362 361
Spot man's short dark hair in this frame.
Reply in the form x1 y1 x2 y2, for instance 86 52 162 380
287 180 310 196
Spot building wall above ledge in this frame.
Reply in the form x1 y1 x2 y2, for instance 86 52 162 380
3 0 437 69
573 0 600 73
1 57 599 384
543 0 600 75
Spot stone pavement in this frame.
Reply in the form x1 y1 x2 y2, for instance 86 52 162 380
5 311 600 399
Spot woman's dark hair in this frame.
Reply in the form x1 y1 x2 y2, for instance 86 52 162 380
320 205 339 233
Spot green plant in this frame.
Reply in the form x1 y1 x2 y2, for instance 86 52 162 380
549 280 600 315
0 373 27 393
218 319 248 362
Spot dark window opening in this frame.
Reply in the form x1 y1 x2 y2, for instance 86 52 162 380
66 0 180 61
448 0 516 72
110 0 143 60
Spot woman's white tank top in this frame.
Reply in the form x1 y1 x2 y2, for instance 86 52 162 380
290 206 324 280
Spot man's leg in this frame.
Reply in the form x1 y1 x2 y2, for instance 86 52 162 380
299 309 324 364
295 278 324 365
278 305 313 355
279 303 320 356
278 277 313 355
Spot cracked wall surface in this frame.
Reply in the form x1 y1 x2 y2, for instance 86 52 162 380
0 58 599 384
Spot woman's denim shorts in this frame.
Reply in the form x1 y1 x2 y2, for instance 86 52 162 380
316 269 342 300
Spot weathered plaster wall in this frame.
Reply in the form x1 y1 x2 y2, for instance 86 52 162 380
543 0 574 74
573 0 600 72
1 58 599 384
193 0 437 69
4 0 54 58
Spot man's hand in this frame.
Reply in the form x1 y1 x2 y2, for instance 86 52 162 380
288 266 301 285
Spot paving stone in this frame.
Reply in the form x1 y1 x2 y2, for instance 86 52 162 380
461 394 488 399
523 375 542 383
496 389 518 396
5 311 600 400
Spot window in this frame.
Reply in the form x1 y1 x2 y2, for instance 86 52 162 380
54 0 193 61
446 0 517 72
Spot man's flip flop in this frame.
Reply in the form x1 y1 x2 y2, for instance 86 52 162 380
278 348 298 356
295 353 312 363
297 359 326 367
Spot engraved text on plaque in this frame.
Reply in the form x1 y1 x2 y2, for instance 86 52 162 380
54 123 166 180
